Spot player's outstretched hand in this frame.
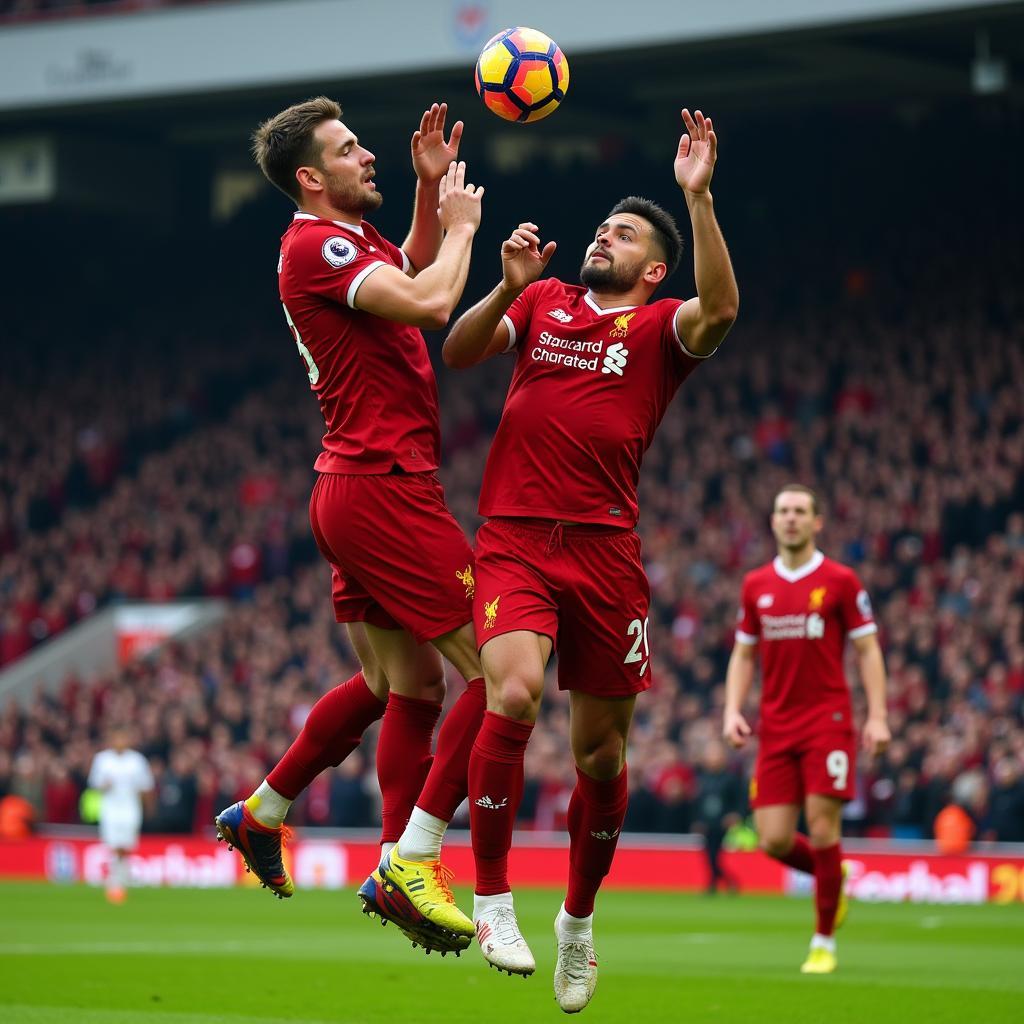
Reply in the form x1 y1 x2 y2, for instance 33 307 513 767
437 160 483 233
412 102 464 183
723 709 752 749
862 717 891 757
674 108 717 196
501 222 556 291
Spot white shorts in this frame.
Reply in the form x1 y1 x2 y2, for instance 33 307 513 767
100 811 141 851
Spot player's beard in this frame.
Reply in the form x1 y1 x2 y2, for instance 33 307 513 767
323 171 383 215
776 528 814 553
579 254 643 293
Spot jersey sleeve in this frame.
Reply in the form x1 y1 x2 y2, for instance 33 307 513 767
135 754 155 793
502 281 543 352
661 299 712 383
734 575 760 646
87 754 106 789
294 228 391 310
840 570 878 639
379 235 412 274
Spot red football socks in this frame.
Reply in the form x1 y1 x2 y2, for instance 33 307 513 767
813 842 843 936
377 692 441 843
775 832 816 874
565 765 629 918
416 677 487 821
266 672 385 799
469 711 534 895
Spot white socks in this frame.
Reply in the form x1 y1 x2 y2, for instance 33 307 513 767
246 780 292 828
811 933 836 953
108 856 129 890
556 903 593 940
474 890 514 919
397 807 448 861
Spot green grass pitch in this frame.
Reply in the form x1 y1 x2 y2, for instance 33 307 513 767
1 882 1021 1023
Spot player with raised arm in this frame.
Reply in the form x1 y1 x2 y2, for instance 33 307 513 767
422 109 737 1011
215 97 485 953
724 484 891 974
88 727 154 904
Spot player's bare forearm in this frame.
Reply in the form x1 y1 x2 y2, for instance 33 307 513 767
443 281 521 369
402 178 443 274
854 635 888 722
356 224 476 329
687 193 738 318
677 191 738 355
723 643 756 747
724 643 756 715
408 224 476 325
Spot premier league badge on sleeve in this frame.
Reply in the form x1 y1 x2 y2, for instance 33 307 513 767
322 236 357 268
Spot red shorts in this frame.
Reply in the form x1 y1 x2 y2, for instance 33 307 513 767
473 518 652 699
750 729 857 807
309 471 475 644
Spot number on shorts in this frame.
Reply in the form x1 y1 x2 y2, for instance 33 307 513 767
826 749 849 790
624 617 650 677
283 303 320 385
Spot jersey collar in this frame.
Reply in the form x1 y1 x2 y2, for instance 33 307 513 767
772 549 824 583
293 211 365 236
583 291 637 316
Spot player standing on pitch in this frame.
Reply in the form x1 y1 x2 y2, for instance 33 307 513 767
88 727 154 904
393 108 736 1011
216 98 485 952
724 484 891 974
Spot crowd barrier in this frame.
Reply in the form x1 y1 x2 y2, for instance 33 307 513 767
3 832 1023 904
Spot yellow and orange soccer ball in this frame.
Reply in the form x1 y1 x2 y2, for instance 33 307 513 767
475 26 569 123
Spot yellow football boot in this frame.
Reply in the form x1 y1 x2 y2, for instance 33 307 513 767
359 848 474 953
800 947 838 974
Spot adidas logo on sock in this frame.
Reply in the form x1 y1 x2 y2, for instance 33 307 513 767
474 795 509 810
589 828 620 840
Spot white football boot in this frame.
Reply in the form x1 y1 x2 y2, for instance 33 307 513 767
553 905 598 1013
474 893 536 976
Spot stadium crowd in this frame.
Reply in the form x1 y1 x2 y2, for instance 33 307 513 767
1 134 1022 846
0 0 203 24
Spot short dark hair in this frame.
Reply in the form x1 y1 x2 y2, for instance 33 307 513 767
607 196 683 278
252 96 342 203
775 483 821 515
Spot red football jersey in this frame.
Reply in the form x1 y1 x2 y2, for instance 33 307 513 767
735 550 877 735
278 212 440 474
478 279 707 526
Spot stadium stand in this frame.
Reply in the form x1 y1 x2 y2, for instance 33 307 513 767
1 214 1021 841
0 1 199 25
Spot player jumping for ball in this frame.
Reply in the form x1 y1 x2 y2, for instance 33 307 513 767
406 108 737 1011
724 484 891 974
216 97 486 953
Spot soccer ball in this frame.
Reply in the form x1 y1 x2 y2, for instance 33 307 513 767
474 27 569 123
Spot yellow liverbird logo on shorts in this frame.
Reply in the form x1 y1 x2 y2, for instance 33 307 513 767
483 595 500 630
809 586 827 610
609 312 637 338
456 565 475 600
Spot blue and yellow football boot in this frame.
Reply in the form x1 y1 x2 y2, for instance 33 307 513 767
215 801 294 899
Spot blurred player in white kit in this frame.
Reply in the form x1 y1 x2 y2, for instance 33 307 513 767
88 727 154 903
